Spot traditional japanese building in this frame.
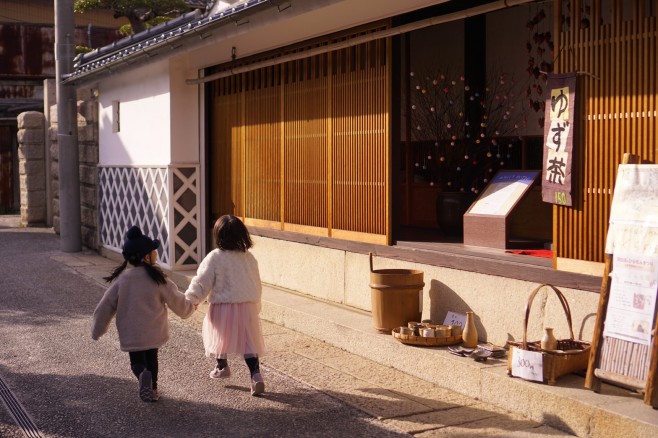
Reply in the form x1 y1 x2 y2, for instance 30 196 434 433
61 0 657 346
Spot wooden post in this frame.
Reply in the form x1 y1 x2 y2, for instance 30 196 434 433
647 325 658 407
584 252 613 392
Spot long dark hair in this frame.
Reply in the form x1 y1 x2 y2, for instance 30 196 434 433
213 214 253 252
103 259 167 285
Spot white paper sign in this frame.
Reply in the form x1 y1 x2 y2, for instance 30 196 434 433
443 311 466 328
602 253 658 345
468 171 537 216
511 348 544 382
605 165 658 254
608 165 658 226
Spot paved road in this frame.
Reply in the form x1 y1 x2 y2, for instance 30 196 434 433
0 222 406 437
0 217 571 437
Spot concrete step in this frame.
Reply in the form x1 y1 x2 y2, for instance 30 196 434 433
169 269 658 438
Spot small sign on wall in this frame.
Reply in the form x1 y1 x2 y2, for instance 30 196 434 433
467 171 538 216
603 253 658 346
511 348 544 382
443 311 466 328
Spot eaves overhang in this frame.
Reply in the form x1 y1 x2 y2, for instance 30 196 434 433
63 0 273 86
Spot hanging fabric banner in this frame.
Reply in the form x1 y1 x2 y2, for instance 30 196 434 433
541 73 577 206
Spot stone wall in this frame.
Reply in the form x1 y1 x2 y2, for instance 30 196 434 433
16 112 46 225
18 89 99 249
49 89 100 250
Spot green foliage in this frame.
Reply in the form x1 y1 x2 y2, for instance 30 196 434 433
75 45 94 54
118 23 132 36
147 15 175 27
74 0 190 34
118 16 174 36
74 0 189 17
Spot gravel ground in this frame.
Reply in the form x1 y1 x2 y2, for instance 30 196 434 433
0 221 407 437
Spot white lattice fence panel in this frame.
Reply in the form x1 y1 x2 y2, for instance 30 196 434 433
99 167 170 266
170 166 200 268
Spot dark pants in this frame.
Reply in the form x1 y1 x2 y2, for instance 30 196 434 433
129 349 158 389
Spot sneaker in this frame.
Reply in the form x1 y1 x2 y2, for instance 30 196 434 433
250 373 265 396
138 370 153 402
209 366 231 379
151 389 160 402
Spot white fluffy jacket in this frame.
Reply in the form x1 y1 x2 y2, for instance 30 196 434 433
185 249 262 306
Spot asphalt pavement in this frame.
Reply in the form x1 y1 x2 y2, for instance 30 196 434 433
0 216 572 437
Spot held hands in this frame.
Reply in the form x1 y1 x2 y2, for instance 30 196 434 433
186 297 200 311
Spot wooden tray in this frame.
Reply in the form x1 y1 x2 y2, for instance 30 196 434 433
392 327 462 347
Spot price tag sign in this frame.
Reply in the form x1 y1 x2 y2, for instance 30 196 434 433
443 311 466 328
511 348 544 382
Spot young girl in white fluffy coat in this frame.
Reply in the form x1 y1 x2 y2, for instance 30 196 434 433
185 215 266 396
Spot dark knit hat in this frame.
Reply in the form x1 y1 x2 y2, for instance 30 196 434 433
121 226 160 262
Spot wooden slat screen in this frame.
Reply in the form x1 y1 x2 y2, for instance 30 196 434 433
244 66 281 222
554 0 657 262
283 55 329 230
210 75 244 217
332 40 388 239
209 39 390 244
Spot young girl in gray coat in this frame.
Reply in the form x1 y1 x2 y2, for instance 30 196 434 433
92 226 196 402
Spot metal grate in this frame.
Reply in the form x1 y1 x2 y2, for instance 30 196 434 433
0 374 43 438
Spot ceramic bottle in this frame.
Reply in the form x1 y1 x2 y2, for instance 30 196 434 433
541 327 558 351
462 311 478 348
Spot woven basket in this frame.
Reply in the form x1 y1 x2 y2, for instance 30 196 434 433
507 284 591 385
392 327 462 347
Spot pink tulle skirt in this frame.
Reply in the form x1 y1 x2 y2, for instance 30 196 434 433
202 302 266 357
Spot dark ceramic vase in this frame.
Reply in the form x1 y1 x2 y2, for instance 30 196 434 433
435 191 475 236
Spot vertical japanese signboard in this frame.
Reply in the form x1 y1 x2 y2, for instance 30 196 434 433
541 73 576 206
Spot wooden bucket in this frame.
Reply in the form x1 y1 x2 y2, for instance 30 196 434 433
369 253 424 333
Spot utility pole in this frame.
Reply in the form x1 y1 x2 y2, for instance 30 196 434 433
55 0 82 252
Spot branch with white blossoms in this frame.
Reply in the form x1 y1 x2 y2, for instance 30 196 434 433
409 67 527 194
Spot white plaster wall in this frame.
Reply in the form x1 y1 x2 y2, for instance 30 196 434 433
180 0 451 76
254 236 600 347
210 0 446 18
251 236 346 304
98 60 171 166
164 0 543 177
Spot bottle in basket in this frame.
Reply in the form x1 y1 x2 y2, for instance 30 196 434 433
462 311 478 348
541 327 558 351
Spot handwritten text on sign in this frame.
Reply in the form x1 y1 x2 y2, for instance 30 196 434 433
443 311 466 328
511 348 544 382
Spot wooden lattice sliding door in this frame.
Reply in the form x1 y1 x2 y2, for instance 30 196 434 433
208 39 390 244
282 55 329 236
331 40 389 242
244 66 281 225
210 75 244 219
554 0 657 263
